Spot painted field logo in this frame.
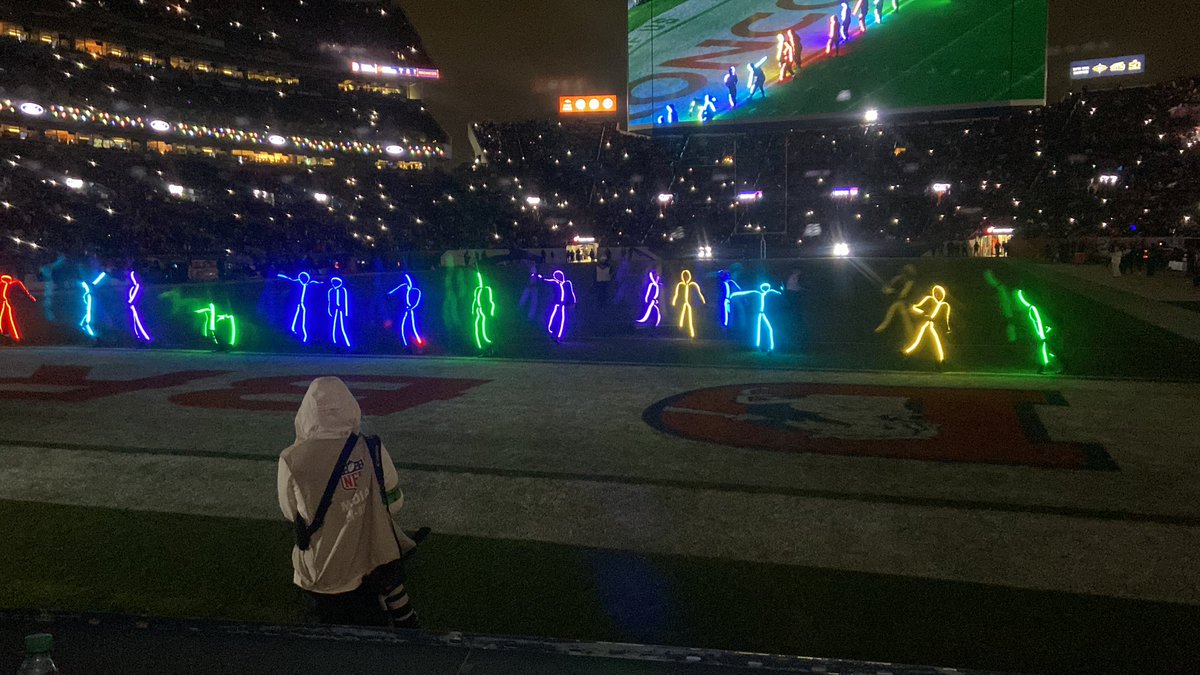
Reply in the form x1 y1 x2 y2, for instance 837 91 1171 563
341 458 364 491
644 383 1115 471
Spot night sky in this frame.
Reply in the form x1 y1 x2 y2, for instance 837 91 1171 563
399 0 1199 163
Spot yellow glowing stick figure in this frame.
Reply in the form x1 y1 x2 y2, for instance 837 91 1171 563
671 269 706 338
903 284 951 362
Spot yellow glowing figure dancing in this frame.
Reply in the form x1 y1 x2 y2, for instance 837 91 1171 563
671 269 706 338
903 285 951 363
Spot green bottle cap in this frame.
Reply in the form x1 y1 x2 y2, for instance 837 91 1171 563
25 633 52 654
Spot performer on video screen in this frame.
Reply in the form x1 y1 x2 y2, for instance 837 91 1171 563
724 66 739 107
656 103 679 125
826 14 840 55
873 0 883 24
747 57 768 100
854 0 868 33
839 2 851 44
776 32 796 82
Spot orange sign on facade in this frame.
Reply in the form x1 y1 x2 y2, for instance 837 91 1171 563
559 95 618 115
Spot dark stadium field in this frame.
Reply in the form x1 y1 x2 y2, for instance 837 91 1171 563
629 0 1047 128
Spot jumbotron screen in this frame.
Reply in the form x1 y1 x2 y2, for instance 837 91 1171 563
628 0 1047 129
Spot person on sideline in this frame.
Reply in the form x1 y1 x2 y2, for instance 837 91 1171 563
278 377 418 628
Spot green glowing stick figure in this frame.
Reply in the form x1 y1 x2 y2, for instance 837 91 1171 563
470 269 496 350
1015 290 1055 372
196 303 238 347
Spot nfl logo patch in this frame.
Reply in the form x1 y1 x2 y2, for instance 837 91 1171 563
341 458 364 490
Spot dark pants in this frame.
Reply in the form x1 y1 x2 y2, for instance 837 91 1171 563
307 585 389 627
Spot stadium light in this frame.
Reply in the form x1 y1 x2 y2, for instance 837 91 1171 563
167 184 185 197
18 102 44 116
831 187 860 200
931 182 952 195
864 109 879 123
737 191 763 202
267 134 287 147
313 192 329 204
833 242 851 257
385 145 404 156
1097 174 1119 186
525 196 542 206
149 119 171 132
657 193 674 205
64 178 84 190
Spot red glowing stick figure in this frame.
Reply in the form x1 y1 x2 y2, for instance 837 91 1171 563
1 274 37 341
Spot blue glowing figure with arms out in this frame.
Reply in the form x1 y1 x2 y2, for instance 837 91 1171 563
718 270 741 329
127 271 151 342
327 277 351 347
79 272 107 338
637 270 663 327
538 270 576 341
387 274 424 348
731 283 783 352
278 272 322 343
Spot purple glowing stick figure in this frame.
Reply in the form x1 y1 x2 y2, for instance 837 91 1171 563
637 270 662 327
127 271 151 342
538 270 576 341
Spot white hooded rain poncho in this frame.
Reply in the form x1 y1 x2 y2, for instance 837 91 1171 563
277 377 413 594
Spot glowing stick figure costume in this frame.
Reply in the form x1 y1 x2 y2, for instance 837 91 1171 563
747 57 768 100
730 283 783 352
126 271 151 342
691 95 717 123
278 272 322 343
538 270 576 341
196 303 238 347
327 276 351 347
874 0 883 23
637 270 663 327
839 2 851 42
387 274 424 347
0 274 36 341
671 269 706 338
903 285 951 363
826 15 840 55
718 270 741 328
79 272 107 338
776 32 797 82
874 264 917 336
854 0 867 33
1016 290 1060 373
470 269 496 350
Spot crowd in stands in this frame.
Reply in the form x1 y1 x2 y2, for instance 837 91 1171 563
3 66 1200 280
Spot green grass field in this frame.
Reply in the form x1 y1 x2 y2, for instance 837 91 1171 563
630 0 1047 127
3 499 1198 673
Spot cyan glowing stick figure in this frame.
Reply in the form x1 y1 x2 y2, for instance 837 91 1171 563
1016 290 1059 372
0 274 36 342
671 269 706 338
196 303 238 347
387 274 424 347
730 283 783 352
79 272 107 338
126 271 151 342
718 270 741 329
538 270 576 341
637 270 662 327
903 285 951 363
327 277 351 347
278 272 322 343
470 269 496 350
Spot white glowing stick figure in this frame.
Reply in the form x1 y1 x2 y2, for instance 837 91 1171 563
127 271 151 342
637 270 662 327
387 273 424 347
538 269 576 341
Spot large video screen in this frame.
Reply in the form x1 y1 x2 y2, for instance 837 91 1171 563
628 0 1047 129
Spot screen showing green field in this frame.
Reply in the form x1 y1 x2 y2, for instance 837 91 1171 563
628 0 1047 129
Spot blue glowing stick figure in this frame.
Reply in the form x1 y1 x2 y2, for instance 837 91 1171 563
387 274 424 348
538 270 576 341
127 271 151 342
278 272 323 343
327 277 351 347
79 272 107 338
730 283 783 352
718 270 741 329
636 270 662 327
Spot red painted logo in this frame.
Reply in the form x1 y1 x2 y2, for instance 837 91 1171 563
170 374 491 416
643 383 1115 471
0 365 229 402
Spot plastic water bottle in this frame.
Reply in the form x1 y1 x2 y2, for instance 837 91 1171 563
16 634 58 674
